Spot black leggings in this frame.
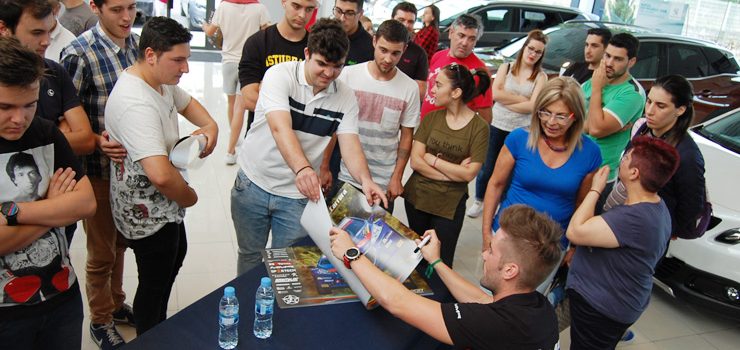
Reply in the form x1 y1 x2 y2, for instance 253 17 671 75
568 289 632 350
405 194 467 268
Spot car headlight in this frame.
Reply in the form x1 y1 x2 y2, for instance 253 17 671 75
727 287 740 302
715 228 740 245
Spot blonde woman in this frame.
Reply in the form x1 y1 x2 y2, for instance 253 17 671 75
481 77 602 289
468 29 549 217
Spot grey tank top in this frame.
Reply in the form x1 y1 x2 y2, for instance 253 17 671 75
491 65 537 132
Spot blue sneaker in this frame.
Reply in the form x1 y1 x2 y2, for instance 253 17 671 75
620 329 635 343
90 322 125 350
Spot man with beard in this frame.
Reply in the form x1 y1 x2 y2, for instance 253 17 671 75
331 20 419 213
562 28 612 84
328 205 561 349
582 33 646 210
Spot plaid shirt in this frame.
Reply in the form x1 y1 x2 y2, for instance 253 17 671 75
61 23 138 178
413 25 439 63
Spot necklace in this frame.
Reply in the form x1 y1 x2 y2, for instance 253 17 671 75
543 136 568 152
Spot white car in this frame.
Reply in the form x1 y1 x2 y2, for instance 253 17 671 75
654 108 740 320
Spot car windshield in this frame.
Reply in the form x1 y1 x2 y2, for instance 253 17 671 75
695 110 740 154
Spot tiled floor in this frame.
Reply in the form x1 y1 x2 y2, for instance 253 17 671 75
70 61 740 349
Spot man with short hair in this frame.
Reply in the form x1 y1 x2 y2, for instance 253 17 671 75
59 0 97 36
333 19 419 212
562 28 612 84
231 0 316 163
0 35 96 350
60 0 138 347
202 0 269 164
0 0 95 156
582 33 645 209
333 0 372 65
421 14 493 123
231 18 387 275
329 204 561 349
390 1 429 100
106 17 218 336
566 137 678 349
46 0 76 62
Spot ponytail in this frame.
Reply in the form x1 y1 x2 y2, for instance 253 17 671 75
468 69 491 103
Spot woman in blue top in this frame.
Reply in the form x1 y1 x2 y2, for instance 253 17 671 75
481 77 602 284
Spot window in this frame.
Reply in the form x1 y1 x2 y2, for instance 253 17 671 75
520 10 559 32
483 9 512 32
702 48 740 75
632 42 660 79
696 110 740 154
668 44 711 78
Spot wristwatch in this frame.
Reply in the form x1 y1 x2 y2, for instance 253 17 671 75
1 201 19 226
343 247 362 269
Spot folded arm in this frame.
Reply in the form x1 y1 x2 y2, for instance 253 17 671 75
409 140 450 181
59 106 95 155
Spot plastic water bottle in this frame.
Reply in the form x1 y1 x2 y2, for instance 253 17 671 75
253 277 274 339
218 286 239 349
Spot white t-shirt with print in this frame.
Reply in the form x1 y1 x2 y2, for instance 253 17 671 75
337 62 420 189
105 70 192 239
238 61 359 199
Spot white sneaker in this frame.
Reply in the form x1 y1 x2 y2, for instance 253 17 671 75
466 200 484 218
225 152 237 165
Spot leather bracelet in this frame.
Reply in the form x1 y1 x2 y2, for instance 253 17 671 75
295 165 312 175
432 153 442 168
589 189 601 196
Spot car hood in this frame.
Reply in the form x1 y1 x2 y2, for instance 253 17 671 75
692 128 740 212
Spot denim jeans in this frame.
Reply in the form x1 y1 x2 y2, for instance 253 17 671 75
231 170 309 275
126 222 187 335
474 126 510 201
0 286 83 350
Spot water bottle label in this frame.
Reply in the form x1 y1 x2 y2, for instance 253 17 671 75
221 315 238 326
258 302 273 315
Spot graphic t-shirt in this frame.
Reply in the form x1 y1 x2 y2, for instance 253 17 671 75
493 128 602 232
562 61 593 85
238 24 308 88
211 2 270 64
567 201 671 324
403 109 489 219
421 49 493 118
583 76 645 181
0 118 83 318
337 63 420 189
441 292 559 350
238 61 359 198
106 71 192 239
37 59 81 125
59 3 97 36
397 41 429 81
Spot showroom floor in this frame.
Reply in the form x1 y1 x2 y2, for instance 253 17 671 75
69 61 740 349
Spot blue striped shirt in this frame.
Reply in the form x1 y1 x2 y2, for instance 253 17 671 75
61 23 138 178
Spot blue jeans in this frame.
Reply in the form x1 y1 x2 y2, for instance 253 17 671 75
0 286 83 350
231 170 309 275
474 126 510 201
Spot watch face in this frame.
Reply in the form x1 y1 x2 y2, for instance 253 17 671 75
346 247 360 259
1 202 17 216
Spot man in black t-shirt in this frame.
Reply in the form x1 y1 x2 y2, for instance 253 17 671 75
329 205 562 349
333 0 373 66
391 1 429 99
561 28 612 84
0 36 96 350
0 0 95 156
229 0 316 160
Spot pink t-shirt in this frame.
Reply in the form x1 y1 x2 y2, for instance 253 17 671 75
421 49 494 118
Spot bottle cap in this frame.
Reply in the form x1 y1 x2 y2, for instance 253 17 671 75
224 286 235 297
260 277 271 288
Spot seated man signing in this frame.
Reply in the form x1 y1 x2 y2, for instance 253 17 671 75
329 204 562 349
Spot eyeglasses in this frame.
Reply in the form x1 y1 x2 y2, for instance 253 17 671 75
537 110 574 125
333 7 358 19
526 45 544 56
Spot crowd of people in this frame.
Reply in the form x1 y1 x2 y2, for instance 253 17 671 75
0 0 710 349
